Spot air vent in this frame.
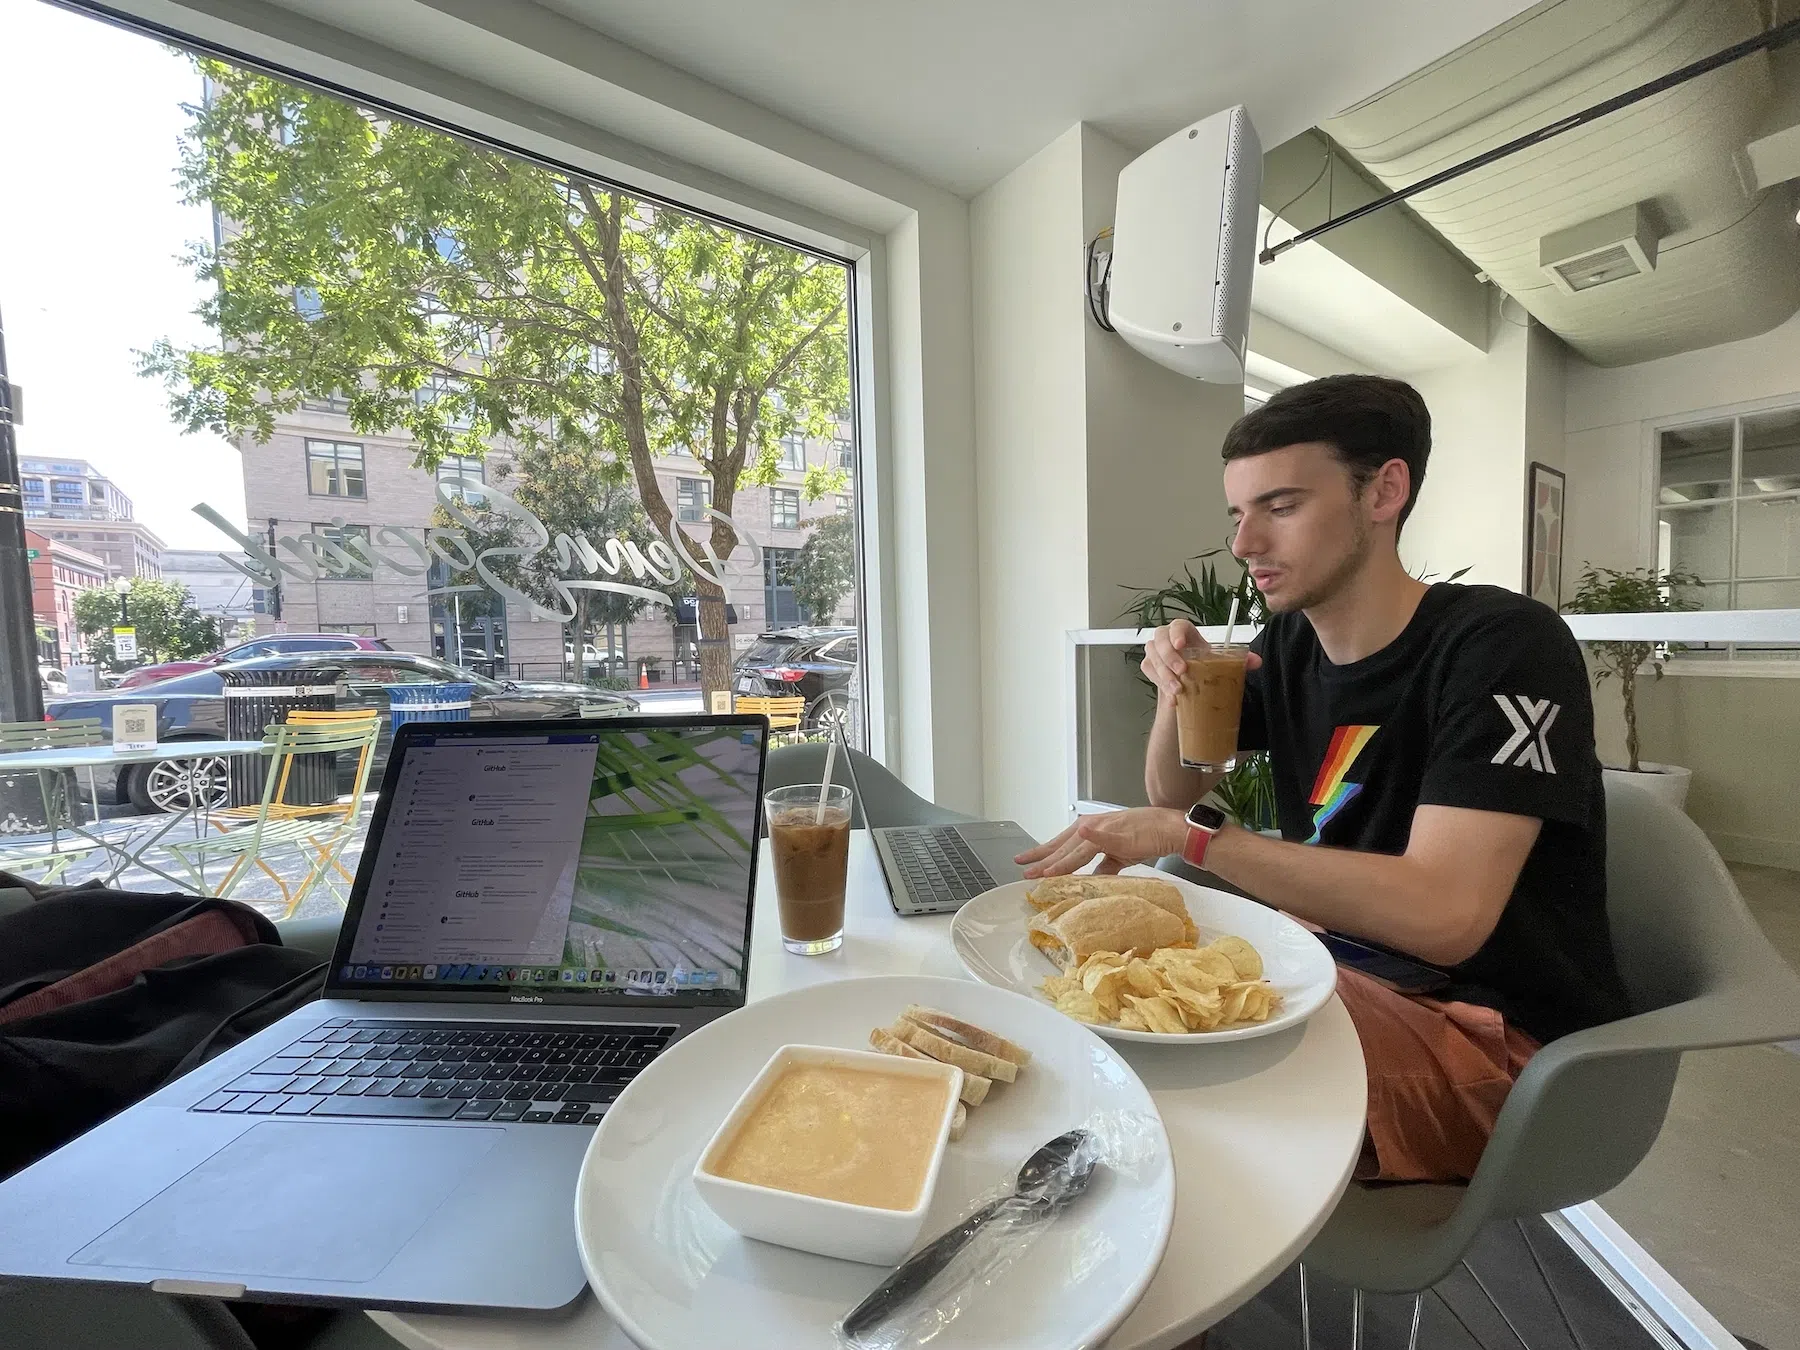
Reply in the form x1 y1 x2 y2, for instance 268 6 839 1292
1539 203 1660 296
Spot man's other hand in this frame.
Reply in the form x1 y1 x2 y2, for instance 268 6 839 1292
1015 807 1188 879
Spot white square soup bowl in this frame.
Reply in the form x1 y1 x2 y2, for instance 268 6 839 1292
692 1043 964 1266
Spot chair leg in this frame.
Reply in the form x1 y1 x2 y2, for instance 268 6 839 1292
1407 1291 1423 1350
1350 1288 1364 1350
1297 1262 1312 1350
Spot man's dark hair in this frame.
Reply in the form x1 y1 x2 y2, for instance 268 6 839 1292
1221 374 1431 530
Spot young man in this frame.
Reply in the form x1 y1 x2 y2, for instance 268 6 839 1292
1018 374 1629 1183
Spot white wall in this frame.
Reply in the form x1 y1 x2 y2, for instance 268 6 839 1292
1564 311 1800 870
1401 296 1529 586
1564 309 1800 576
972 124 1241 839
972 127 1091 841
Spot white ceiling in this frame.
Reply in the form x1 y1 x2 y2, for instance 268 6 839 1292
531 0 1539 197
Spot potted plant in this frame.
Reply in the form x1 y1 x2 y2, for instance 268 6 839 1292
1119 552 1278 835
1561 564 1699 811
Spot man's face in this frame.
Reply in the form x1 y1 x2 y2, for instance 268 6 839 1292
1224 443 1391 613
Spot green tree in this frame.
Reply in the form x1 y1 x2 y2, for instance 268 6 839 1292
73 579 223 670
141 62 849 700
790 512 857 625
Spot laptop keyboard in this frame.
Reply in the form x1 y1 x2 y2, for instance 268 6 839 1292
190 1019 677 1125
886 827 997 907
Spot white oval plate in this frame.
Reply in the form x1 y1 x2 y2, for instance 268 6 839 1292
575 974 1173 1350
952 867 1337 1044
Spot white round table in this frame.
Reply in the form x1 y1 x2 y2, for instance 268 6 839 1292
371 832 1367 1350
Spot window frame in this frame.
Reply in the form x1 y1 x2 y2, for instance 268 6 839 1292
675 476 712 524
778 433 806 471
770 486 801 530
309 519 374 578
305 438 367 499
1648 395 1800 675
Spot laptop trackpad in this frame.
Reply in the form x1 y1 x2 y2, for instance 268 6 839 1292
72 1122 502 1283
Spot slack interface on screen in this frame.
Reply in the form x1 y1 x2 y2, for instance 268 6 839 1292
348 736 599 969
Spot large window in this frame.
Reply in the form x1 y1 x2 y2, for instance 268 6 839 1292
306 440 366 498
2 3 867 766
1657 408 1800 660
771 488 801 530
676 477 712 523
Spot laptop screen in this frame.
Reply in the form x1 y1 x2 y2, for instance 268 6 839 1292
332 719 766 1004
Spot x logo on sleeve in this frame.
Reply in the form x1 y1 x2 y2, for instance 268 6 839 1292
1492 694 1560 773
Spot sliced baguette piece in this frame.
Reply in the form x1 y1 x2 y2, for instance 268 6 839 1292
948 1101 968 1142
889 1018 1018 1084
869 1027 991 1105
900 1005 1032 1068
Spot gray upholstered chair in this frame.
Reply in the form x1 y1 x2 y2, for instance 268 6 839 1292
761 743 973 830
1298 776 1800 1347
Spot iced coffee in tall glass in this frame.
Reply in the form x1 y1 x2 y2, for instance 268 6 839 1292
1175 645 1249 772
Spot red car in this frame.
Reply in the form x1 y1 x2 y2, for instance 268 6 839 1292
117 633 393 689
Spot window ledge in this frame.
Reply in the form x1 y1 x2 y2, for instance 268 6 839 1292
1662 660 1800 679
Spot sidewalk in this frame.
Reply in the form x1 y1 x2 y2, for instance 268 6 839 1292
2 804 374 924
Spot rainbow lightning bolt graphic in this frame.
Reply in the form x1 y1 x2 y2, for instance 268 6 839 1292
1307 725 1379 844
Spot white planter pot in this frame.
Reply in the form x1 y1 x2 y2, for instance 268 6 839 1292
1602 762 1692 813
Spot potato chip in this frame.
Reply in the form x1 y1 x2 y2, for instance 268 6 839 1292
1208 935 1264 981
1124 959 1163 998
1085 966 1129 1018
1115 1005 1151 1032
1162 981 1224 1030
1052 988 1104 1024
1126 994 1187 1036
1040 935 1280 1034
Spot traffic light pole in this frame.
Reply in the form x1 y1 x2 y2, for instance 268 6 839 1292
0 303 45 726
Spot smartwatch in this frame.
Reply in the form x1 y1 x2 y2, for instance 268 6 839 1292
1181 802 1228 869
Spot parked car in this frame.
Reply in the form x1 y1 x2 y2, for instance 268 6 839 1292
732 627 858 730
46 650 639 813
39 666 68 697
117 633 394 689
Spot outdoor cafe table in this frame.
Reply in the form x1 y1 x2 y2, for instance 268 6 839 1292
373 831 1369 1350
0 740 271 893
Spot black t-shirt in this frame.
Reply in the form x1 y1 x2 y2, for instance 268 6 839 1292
1238 583 1629 1043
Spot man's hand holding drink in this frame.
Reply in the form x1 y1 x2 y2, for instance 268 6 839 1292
1142 620 1260 773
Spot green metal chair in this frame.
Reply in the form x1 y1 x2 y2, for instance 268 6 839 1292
162 718 380 919
1298 776 1800 1348
762 743 974 830
0 718 106 880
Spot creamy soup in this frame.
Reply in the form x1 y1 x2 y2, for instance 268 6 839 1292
709 1063 951 1211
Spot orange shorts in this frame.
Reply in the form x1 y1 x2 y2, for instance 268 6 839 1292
1335 966 1540 1184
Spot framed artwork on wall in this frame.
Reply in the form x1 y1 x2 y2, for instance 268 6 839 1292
1525 461 1566 609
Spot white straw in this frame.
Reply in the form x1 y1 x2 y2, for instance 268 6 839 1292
816 734 840 825
1223 593 1241 650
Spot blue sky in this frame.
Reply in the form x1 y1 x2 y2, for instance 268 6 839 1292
0 0 247 548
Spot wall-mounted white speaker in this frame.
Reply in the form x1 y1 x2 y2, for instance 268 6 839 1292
1107 105 1262 384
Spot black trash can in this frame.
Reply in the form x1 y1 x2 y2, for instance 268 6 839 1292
220 665 343 808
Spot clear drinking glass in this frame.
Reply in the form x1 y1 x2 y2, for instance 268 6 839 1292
1175 644 1249 772
765 782 853 955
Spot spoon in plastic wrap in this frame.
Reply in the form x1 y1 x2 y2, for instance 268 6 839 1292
839 1129 1099 1342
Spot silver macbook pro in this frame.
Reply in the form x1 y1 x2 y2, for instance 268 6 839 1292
833 728 1034 916
0 714 769 1315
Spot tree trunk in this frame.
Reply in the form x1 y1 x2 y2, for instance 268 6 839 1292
1620 663 1640 773
573 591 590 683
696 577 731 708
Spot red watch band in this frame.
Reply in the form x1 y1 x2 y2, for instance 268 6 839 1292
1182 823 1214 869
